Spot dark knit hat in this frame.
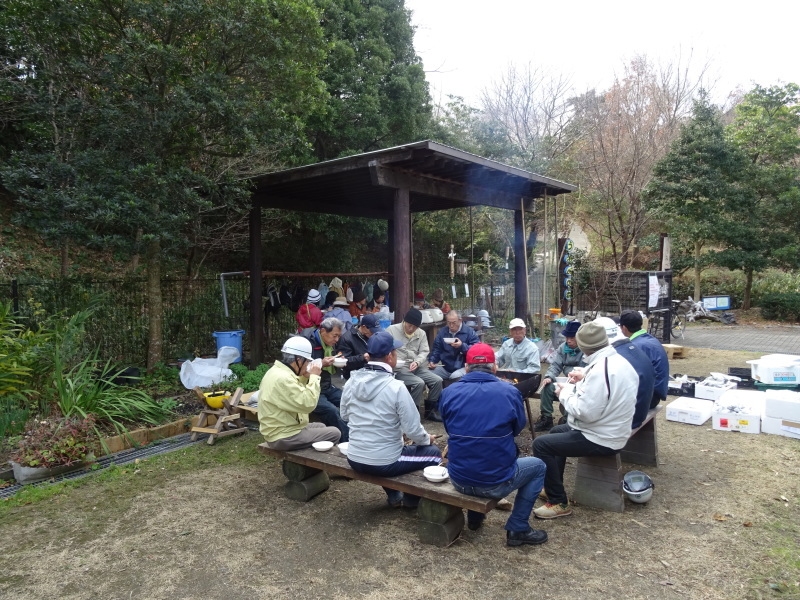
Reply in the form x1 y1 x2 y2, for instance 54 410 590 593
404 308 423 328
561 320 581 338
415 291 425 300
575 322 608 354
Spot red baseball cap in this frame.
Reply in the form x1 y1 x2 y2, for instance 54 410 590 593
466 343 495 364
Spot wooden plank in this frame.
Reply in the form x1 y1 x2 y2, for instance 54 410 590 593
191 427 220 434
258 444 498 513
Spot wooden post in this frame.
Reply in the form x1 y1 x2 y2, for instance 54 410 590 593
393 188 411 321
514 204 528 320
249 204 264 366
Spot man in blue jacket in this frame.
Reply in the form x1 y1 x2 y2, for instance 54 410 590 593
428 310 480 381
440 343 548 547
619 310 669 408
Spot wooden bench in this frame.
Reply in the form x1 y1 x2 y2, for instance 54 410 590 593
257 444 498 547
571 405 663 513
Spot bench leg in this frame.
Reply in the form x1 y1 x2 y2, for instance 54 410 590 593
281 460 330 502
620 418 659 466
572 454 624 513
417 499 465 547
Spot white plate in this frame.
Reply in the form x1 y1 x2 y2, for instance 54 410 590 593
312 441 334 451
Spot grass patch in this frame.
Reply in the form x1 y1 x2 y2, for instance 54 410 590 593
746 513 800 598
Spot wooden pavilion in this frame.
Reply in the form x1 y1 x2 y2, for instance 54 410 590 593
247 140 576 364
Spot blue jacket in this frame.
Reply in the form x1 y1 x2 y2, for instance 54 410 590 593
629 331 669 405
440 371 525 487
612 339 655 429
429 324 480 373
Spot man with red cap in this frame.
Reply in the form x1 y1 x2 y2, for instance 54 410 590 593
439 343 548 547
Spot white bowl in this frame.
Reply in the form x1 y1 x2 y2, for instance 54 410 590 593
395 359 406 367
312 441 334 452
423 466 449 482
333 357 347 368
555 377 569 384
337 442 349 456
443 337 457 344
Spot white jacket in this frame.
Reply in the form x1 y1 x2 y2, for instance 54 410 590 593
559 344 638 450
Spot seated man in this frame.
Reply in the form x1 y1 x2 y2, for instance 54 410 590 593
386 308 444 422
326 296 353 329
304 317 349 442
532 322 638 520
348 290 368 319
413 291 430 310
440 343 548 547
428 310 480 381
594 316 655 429
495 317 541 373
619 310 669 408
536 320 585 432
337 313 381 379
341 331 442 508
258 336 341 450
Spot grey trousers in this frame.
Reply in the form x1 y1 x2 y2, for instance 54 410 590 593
265 422 341 451
394 366 443 407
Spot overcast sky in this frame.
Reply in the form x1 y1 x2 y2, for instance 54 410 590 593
404 0 799 107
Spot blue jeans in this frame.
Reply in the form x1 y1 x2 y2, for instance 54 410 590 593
312 386 349 442
432 366 466 381
348 444 442 506
532 424 617 505
451 457 546 532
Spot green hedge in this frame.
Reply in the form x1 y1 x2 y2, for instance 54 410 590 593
759 293 800 321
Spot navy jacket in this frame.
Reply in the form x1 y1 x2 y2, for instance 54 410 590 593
336 327 369 379
629 331 669 406
612 339 656 428
440 371 525 487
429 324 480 373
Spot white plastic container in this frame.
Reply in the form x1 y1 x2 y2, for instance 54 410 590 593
712 390 765 434
764 389 800 421
746 354 800 385
666 397 714 425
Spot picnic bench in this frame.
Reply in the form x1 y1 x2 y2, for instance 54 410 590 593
258 443 498 547
570 405 663 513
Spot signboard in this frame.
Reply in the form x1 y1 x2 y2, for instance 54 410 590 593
702 295 731 311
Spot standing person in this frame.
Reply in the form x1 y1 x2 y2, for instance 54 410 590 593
341 332 442 508
619 310 669 408
440 343 548 547
495 318 541 373
337 313 381 379
258 336 341 450
532 322 638 520
594 317 655 430
428 310 480 381
304 317 349 442
536 320 585 431
386 308 444 422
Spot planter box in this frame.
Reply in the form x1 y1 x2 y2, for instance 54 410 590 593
102 416 198 454
10 460 87 484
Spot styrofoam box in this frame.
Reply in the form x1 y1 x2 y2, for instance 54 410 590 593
695 381 737 401
746 353 800 385
666 397 714 425
712 390 765 434
764 389 800 421
760 415 800 440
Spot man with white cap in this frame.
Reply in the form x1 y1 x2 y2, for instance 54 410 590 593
495 318 541 374
594 316 655 429
258 336 342 451
532 321 638 519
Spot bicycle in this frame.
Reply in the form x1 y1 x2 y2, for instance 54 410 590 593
647 306 686 342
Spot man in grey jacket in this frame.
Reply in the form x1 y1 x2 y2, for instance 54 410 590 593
341 331 442 508
535 320 585 431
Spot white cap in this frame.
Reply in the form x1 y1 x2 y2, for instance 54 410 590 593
281 336 313 359
593 317 622 342
509 318 526 329
377 278 389 291
306 289 321 304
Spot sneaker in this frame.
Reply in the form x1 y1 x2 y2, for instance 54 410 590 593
557 415 567 425
533 502 573 519
538 489 548 501
496 498 513 511
467 513 486 531
533 416 554 432
506 528 548 547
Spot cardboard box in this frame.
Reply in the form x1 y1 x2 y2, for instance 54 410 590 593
666 397 714 425
695 381 737 401
760 415 800 440
746 354 800 385
712 390 765 434
764 389 800 421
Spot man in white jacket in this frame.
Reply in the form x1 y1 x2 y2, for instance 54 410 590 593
532 321 638 519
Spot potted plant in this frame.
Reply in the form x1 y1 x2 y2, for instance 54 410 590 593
9 414 100 484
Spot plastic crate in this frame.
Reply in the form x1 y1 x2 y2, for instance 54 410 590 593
754 382 800 392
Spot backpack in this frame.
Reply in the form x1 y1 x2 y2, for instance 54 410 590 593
279 284 292 307
264 284 281 315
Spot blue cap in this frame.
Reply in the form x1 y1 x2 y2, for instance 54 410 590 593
367 331 403 357
360 313 381 333
561 320 581 338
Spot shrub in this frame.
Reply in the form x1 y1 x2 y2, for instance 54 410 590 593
227 362 270 391
759 293 800 322
11 414 100 468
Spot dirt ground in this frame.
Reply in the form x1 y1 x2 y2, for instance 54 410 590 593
1 346 799 600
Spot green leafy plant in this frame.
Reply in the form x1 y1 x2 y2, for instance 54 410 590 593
759 293 800 321
226 363 270 391
11 414 101 468
0 394 30 439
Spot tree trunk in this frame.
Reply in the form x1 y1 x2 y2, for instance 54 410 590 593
693 241 702 301
743 267 753 310
129 228 143 273
145 239 164 372
60 241 69 278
